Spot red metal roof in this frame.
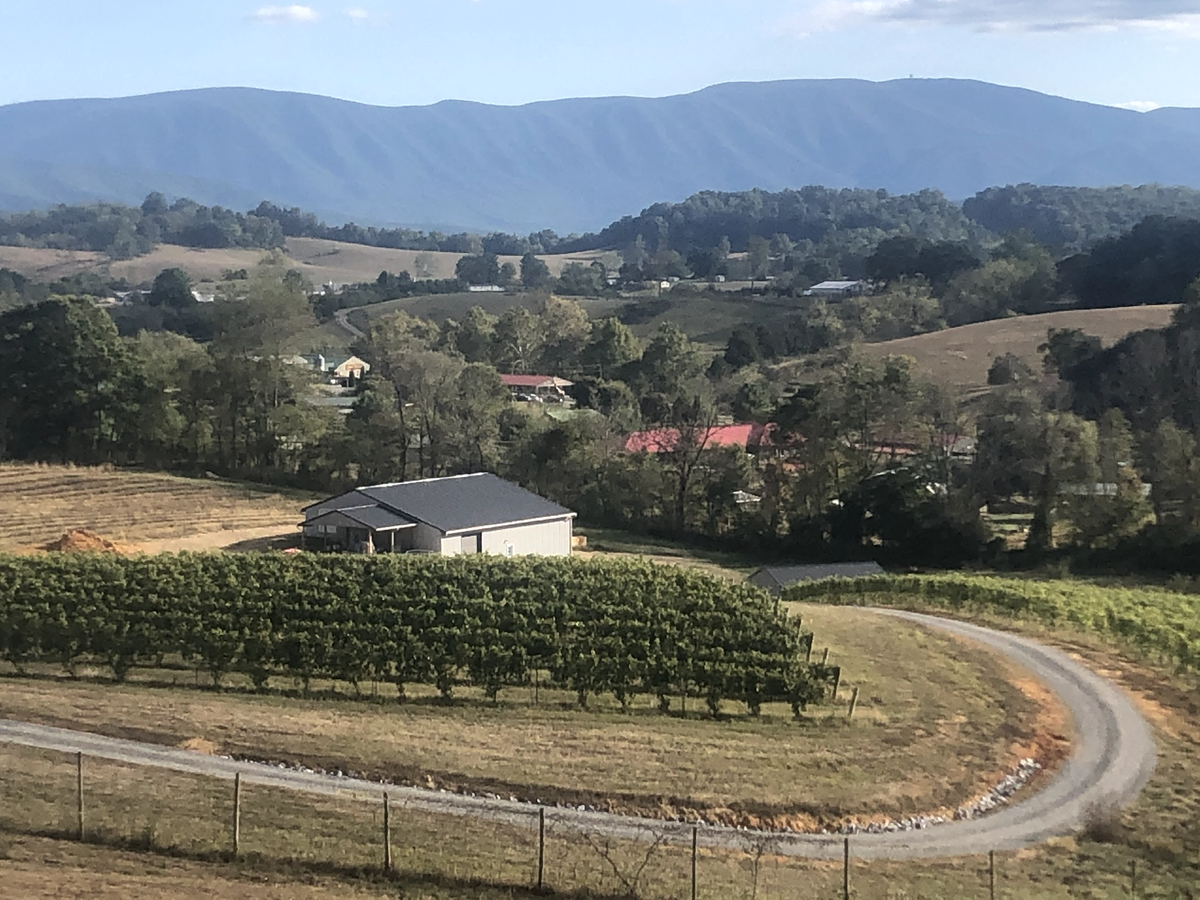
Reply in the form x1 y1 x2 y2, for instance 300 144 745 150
624 423 775 454
500 375 573 389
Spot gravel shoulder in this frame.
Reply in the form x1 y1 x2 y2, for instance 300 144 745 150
0 610 1156 861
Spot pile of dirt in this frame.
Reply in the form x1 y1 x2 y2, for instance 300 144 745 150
41 529 121 553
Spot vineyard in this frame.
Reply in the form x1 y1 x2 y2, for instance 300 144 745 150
0 554 833 715
784 573 1200 670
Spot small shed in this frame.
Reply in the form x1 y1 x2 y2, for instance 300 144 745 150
749 562 885 595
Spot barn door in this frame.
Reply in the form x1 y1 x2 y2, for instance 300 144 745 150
462 533 482 554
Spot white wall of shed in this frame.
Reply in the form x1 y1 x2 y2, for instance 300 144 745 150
478 518 572 557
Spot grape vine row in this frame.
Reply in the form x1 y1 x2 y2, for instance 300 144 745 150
784 573 1200 671
0 554 836 714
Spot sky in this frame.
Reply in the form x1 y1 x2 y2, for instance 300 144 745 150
2 0 1198 112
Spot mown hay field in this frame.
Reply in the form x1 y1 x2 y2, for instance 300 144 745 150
0 463 315 552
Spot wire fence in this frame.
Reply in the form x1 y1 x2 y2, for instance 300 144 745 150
0 742 1166 899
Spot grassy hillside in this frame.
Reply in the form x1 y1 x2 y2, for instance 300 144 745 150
0 238 617 289
856 306 1177 389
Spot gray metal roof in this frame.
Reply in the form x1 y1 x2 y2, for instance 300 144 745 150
307 505 417 532
307 474 574 535
749 562 885 593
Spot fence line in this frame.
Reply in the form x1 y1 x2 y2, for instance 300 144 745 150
0 744 1163 900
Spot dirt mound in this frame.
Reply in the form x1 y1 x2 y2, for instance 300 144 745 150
178 737 220 755
41 529 121 553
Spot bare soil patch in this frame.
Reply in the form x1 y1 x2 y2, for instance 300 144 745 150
41 529 123 553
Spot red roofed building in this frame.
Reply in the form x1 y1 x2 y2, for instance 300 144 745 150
624 423 776 454
500 374 574 399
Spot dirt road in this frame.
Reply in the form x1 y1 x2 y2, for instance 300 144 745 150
0 610 1156 860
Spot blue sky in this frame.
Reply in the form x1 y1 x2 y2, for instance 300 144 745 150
2 0 1197 112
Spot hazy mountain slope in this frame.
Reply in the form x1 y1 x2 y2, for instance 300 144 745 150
2 79 1200 233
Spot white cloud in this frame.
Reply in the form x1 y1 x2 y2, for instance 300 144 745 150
347 7 369 21
783 0 1200 36
1115 100 1164 112
250 5 320 24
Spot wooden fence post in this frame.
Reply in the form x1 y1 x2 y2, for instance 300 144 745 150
821 648 830 666
691 825 698 900
842 837 850 900
989 850 996 900
1130 859 1137 898
847 687 860 719
383 792 392 872
537 807 546 891
232 773 242 856
832 667 842 700
76 751 85 842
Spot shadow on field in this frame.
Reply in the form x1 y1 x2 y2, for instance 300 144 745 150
3 824 615 900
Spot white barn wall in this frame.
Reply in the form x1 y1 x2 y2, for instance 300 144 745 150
477 518 572 557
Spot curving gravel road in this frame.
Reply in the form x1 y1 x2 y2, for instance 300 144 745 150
0 610 1157 860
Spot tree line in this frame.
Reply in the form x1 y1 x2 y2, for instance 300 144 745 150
8 183 1200 273
3 248 1200 574
720 215 1200 367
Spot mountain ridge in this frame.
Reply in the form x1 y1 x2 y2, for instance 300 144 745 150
2 78 1200 233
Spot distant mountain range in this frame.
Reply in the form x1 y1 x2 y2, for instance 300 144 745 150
3 79 1200 234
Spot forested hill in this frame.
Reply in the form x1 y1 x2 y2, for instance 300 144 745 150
3 78 1200 233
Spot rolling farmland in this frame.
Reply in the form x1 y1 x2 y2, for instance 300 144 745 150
857 305 1178 389
0 239 620 288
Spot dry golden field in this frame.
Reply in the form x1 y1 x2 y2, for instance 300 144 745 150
858 305 1178 389
0 463 315 553
0 239 620 287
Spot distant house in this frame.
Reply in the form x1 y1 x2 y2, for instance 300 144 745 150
501 374 574 400
748 562 886 595
624 423 776 455
330 355 370 381
302 473 576 556
468 285 505 293
297 353 370 382
803 280 869 299
191 290 216 304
